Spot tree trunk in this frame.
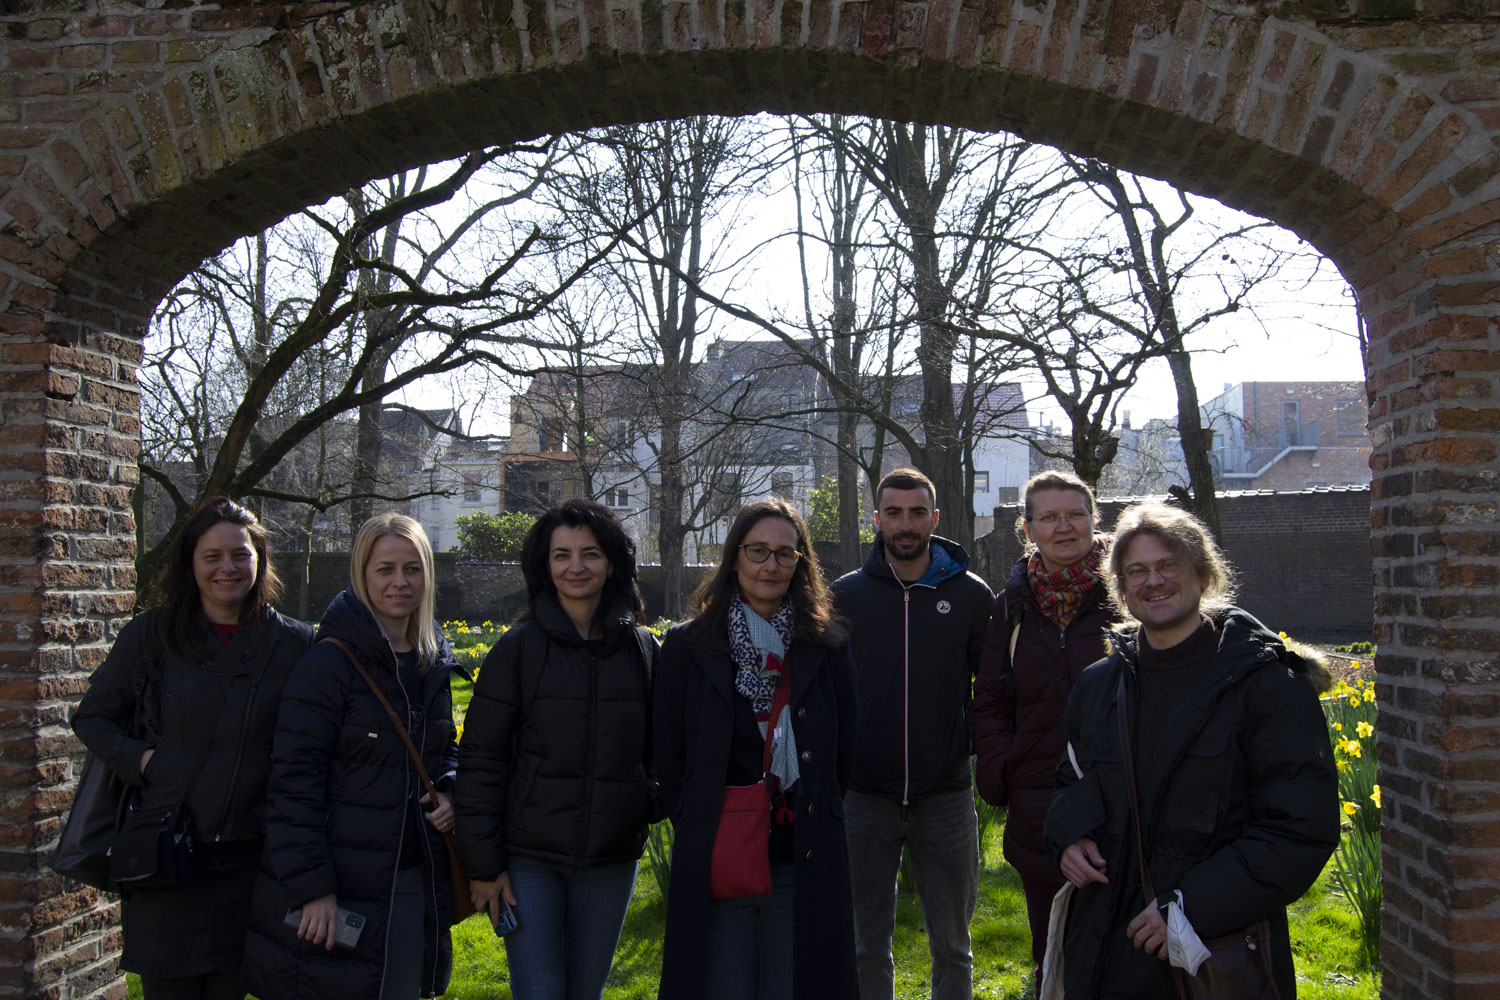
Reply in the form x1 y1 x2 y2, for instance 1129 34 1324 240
1167 348 1222 538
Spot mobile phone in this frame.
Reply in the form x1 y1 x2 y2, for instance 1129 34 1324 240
489 897 518 936
284 905 366 949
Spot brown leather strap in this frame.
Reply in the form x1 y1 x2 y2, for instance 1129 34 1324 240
1116 669 1192 1000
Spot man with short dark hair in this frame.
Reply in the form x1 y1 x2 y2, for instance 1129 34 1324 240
1045 502 1338 999
831 468 994 1000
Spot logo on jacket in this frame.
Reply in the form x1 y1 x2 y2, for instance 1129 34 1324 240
936 600 952 614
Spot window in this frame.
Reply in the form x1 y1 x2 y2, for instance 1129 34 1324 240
972 471 990 494
602 487 629 508
771 471 794 499
463 475 482 503
1334 398 1364 437
536 480 555 504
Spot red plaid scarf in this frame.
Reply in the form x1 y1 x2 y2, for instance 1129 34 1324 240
1027 536 1107 628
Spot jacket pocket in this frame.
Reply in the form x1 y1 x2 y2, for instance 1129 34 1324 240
1162 726 1235 839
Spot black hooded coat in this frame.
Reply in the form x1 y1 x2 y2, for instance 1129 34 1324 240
1043 608 1339 1000
242 590 461 1000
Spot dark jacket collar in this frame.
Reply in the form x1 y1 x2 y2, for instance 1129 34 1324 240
314 588 459 697
532 590 639 650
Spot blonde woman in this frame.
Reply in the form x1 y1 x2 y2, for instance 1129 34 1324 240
243 514 462 1000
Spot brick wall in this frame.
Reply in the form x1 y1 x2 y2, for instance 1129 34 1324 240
279 553 709 627
974 487 1374 640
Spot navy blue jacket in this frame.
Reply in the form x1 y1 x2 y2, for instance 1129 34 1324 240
831 535 993 804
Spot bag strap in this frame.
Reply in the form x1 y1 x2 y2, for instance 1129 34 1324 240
321 637 444 806
1116 669 1192 1000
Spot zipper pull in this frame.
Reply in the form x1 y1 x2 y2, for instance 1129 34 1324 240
904 590 910 604
1059 626 1067 649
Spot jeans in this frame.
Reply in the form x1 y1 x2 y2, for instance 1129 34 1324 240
381 864 428 1000
844 787 979 1000
503 856 638 1000
703 861 795 1000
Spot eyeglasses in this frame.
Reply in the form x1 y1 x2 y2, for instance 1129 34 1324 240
739 543 803 568
1123 558 1186 586
1028 511 1092 528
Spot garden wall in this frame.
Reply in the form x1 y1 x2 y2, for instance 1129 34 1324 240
972 486 1373 642
279 553 709 626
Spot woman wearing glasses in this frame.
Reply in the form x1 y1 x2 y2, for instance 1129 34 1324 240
973 471 1114 985
655 498 858 1000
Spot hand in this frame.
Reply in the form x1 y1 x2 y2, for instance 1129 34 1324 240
470 873 517 931
421 790 454 833
1059 837 1109 888
298 893 339 951
138 747 155 778
1127 899 1170 959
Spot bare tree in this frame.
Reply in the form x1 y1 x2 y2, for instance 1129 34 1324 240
550 117 774 617
137 141 612 592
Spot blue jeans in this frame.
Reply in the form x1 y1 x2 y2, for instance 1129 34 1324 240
703 861 795 1000
503 857 638 1000
381 865 428 1000
844 787 979 1000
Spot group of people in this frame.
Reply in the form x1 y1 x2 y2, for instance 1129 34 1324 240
70 465 1340 1000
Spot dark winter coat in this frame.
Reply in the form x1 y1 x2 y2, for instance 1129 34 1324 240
831 535 993 804
973 557 1112 883
1043 608 1339 1000
71 607 313 977
455 592 660 879
242 590 462 1000
654 623 859 1000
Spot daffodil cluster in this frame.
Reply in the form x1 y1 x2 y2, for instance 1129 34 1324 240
1320 662 1381 967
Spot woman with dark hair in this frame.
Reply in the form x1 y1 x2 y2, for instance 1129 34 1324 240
243 512 461 1000
655 498 858 1000
71 497 313 1000
455 499 660 1000
973 470 1113 986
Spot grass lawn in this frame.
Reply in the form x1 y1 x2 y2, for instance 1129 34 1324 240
435 823 1377 1000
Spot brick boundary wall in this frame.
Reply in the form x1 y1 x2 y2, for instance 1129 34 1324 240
279 553 713 627
1 1 1496 997
974 486 1375 640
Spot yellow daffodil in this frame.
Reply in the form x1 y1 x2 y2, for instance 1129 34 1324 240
1370 785 1381 808
1336 759 1348 772
1344 739 1362 758
1332 722 1343 732
1343 801 1359 817
1357 721 1374 739
1348 692 1362 707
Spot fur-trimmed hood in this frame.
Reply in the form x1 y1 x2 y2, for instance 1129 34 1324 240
1104 607 1334 695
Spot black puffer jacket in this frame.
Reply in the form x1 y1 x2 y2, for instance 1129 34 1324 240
973 557 1112 882
71 607 313 978
242 590 461 1000
831 535 993 804
456 593 659 879
1043 608 1339 1000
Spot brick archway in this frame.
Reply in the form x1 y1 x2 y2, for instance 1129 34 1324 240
2 2 1494 996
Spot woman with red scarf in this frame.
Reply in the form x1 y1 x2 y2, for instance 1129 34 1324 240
974 471 1113 988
